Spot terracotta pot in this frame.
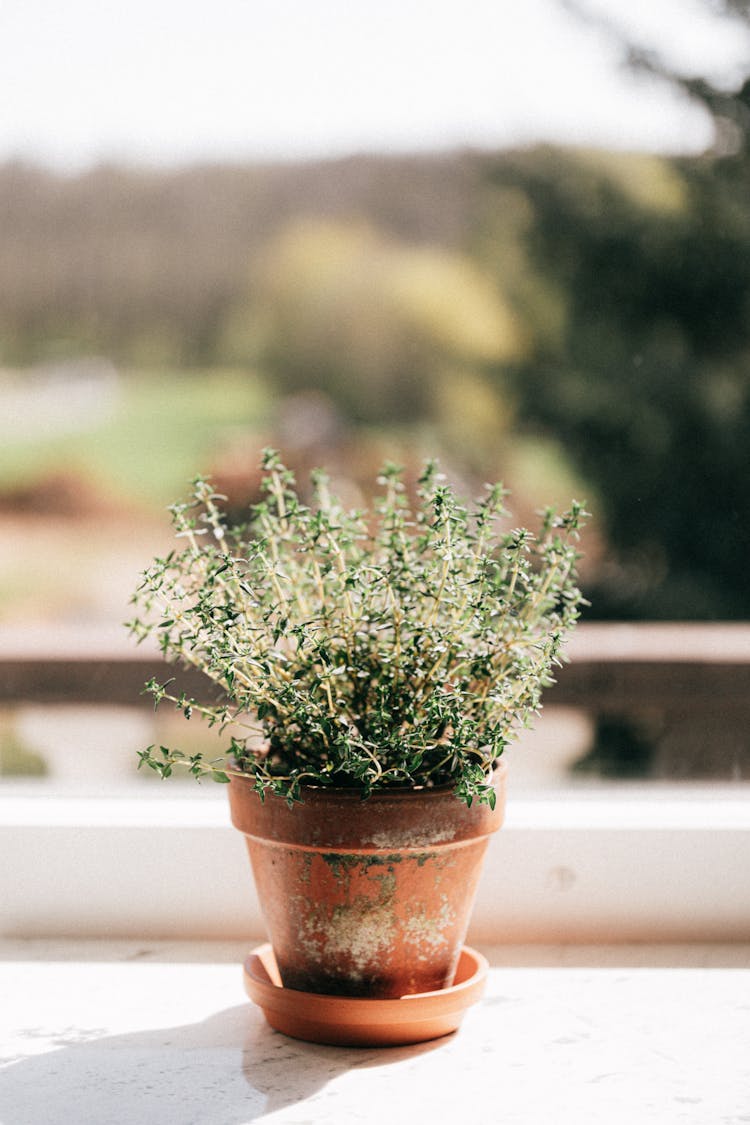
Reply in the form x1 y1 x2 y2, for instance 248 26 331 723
228 764 506 999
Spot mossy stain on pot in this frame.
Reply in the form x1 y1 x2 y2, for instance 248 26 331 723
321 852 403 874
320 851 405 895
298 851 312 885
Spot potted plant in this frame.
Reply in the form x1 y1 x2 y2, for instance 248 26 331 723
128 450 587 1042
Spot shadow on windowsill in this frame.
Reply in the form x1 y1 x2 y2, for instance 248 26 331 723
2 1002 447 1124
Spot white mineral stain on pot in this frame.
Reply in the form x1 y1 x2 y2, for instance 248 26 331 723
290 850 464 983
295 896 398 980
293 860 401 978
318 901 398 969
369 824 457 849
403 898 456 950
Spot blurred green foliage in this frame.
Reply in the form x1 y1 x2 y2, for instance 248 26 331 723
226 218 524 425
1 122 749 618
0 719 47 777
480 146 750 617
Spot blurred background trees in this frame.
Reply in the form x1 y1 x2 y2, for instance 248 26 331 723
1 2 749 624
480 145 750 618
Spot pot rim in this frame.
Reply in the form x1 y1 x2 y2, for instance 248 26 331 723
229 758 507 803
227 760 507 847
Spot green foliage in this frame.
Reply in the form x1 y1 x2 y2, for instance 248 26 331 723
0 728 48 777
128 451 587 805
237 219 523 424
11 139 749 620
481 146 750 618
571 716 655 780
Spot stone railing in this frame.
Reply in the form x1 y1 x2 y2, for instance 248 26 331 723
1 622 749 780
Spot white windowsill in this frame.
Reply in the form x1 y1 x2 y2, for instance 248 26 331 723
1 939 748 1124
2 787 749 828
3 789 749 943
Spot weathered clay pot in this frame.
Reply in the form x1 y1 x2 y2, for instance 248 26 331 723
228 764 506 999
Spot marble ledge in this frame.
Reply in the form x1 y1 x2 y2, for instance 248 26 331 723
1 941 749 1125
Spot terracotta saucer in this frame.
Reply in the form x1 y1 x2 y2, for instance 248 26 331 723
243 943 488 1047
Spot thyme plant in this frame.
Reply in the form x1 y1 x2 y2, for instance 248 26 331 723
129 450 588 806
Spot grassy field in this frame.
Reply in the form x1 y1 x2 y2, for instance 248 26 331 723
0 368 271 510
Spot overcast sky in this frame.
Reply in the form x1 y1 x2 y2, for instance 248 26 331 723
1 0 748 169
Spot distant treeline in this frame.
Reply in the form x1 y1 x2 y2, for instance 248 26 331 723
0 154 481 367
2 145 749 620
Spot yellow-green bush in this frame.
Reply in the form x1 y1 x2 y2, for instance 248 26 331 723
224 218 525 424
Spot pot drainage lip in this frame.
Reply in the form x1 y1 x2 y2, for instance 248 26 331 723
243 943 488 1047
